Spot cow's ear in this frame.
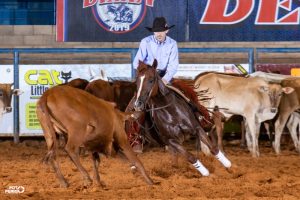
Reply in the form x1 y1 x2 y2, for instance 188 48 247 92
113 84 121 98
13 89 23 96
282 87 294 94
258 86 269 93
108 101 117 108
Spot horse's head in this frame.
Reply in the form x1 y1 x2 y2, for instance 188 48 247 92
134 60 168 111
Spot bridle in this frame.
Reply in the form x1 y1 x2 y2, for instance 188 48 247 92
144 71 174 112
134 70 175 130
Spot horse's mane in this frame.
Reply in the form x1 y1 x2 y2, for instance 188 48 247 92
194 71 249 81
172 79 198 104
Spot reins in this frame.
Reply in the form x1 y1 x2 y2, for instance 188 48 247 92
145 96 174 112
134 74 175 130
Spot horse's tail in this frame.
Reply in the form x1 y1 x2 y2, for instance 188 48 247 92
172 79 213 129
36 92 58 163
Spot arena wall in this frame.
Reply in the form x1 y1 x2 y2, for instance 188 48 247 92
1 25 300 49
1 25 300 65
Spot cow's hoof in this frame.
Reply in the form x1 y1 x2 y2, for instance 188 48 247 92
60 181 69 188
99 181 108 190
83 179 93 187
130 165 137 174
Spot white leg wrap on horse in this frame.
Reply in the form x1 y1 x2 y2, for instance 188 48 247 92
193 160 209 176
215 151 231 168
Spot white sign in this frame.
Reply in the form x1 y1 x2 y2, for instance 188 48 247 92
0 65 14 134
175 64 250 79
19 64 131 135
5 186 25 194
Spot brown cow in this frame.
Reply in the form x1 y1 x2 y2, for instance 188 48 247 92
111 80 136 111
65 78 89 90
85 79 136 111
85 79 115 102
36 85 153 188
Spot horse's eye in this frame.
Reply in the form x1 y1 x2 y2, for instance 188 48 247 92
149 79 154 84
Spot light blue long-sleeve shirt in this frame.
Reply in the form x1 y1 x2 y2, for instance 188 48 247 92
133 35 179 83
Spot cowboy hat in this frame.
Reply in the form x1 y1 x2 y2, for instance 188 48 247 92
145 17 175 32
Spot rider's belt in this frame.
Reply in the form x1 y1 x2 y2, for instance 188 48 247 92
156 69 166 77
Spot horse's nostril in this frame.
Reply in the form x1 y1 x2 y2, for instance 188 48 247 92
6 107 12 113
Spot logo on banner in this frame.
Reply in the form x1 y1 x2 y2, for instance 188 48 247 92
83 0 155 33
24 70 72 99
200 0 300 25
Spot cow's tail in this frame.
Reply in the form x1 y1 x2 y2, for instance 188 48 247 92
36 93 58 164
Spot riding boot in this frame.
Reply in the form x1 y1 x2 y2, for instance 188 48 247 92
189 101 213 130
125 95 144 153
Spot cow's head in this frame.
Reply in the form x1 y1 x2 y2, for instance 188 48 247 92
0 84 23 114
259 83 294 114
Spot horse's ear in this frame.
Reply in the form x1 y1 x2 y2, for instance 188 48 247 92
138 60 145 72
158 78 169 96
138 60 143 66
152 59 158 69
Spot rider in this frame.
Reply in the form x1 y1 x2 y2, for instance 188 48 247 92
126 17 210 153
125 17 178 153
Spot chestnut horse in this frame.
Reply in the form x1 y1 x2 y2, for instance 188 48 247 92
133 60 232 176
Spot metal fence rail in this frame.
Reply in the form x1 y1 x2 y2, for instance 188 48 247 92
0 48 254 143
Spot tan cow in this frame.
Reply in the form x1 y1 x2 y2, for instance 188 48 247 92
194 72 294 157
36 85 153 188
286 110 300 152
274 78 300 154
0 83 23 116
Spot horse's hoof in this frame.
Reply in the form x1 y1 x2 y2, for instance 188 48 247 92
226 167 233 174
226 164 238 174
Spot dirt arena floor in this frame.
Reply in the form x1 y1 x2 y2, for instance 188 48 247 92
1 137 300 200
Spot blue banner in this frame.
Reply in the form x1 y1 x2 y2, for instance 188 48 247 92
57 0 300 42
58 0 186 42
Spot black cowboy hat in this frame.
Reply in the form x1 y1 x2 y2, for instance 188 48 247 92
145 17 175 32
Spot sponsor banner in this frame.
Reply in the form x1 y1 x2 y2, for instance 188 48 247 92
189 0 300 41
58 0 300 42
0 65 14 134
57 0 186 42
175 64 249 79
255 64 300 76
19 64 131 135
